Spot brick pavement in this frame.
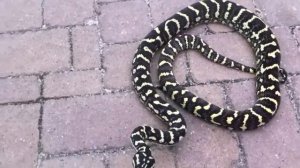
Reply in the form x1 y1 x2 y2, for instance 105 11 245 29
0 0 300 168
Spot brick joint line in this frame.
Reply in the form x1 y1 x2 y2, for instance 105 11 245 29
290 26 300 48
36 74 45 168
185 52 197 86
1 74 300 107
39 145 133 161
284 77 300 130
221 83 249 168
95 15 106 87
144 0 154 28
41 0 45 27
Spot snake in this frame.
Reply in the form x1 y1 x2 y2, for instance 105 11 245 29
130 0 287 167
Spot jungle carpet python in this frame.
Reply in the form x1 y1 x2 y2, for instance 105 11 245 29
130 0 287 167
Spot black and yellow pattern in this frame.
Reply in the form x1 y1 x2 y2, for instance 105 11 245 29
131 0 287 167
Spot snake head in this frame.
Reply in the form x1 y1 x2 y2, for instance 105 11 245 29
132 150 155 168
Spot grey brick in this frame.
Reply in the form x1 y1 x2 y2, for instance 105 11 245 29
109 149 176 168
72 26 100 69
0 104 40 168
44 70 102 98
103 42 137 89
44 0 94 26
228 80 300 168
272 27 300 73
255 0 300 26
40 154 105 168
42 92 165 153
0 76 40 103
0 29 70 77
176 84 239 168
98 0 151 43
226 80 256 110
0 0 41 32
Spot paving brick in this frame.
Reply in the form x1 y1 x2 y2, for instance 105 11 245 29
255 0 300 26
0 104 40 168
44 70 102 98
207 0 256 33
294 27 300 59
293 75 300 119
0 29 70 77
226 80 256 110
228 80 300 168
0 76 40 103
176 84 240 168
98 0 151 43
42 92 165 153
40 154 105 168
149 0 197 26
109 149 176 168
0 0 41 32
272 27 300 73
44 0 94 26
189 33 255 83
72 26 100 69
103 42 137 89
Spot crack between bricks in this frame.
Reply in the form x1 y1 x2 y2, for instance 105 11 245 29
290 26 300 48
0 23 86 36
36 74 45 168
95 15 107 88
144 0 154 28
221 83 249 168
67 28 75 70
185 52 197 86
40 145 133 161
252 0 263 18
0 67 101 80
284 77 300 132
232 133 249 168
1 72 300 107
94 0 135 9
41 0 45 27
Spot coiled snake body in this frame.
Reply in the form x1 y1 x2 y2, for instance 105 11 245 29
131 0 287 167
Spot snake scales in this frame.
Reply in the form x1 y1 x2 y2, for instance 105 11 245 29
130 0 287 167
